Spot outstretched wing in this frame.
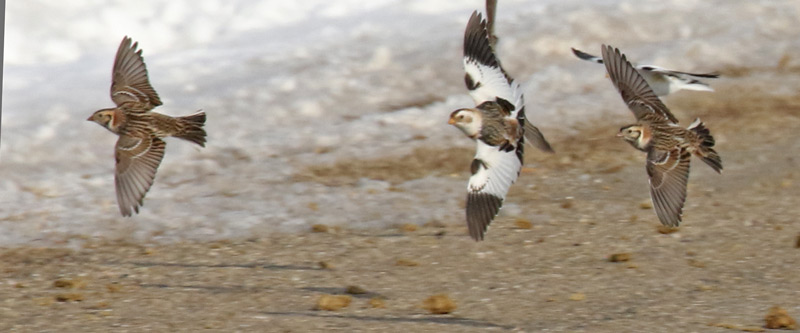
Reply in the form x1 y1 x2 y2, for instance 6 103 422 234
638 65 720 79
463 11 515 108
571 48 603 64
110 36 162 110
463 11 552 152
466 140 522 241
646 148 691 227
114 134 165 216
637 65 717 94
601 45 679 123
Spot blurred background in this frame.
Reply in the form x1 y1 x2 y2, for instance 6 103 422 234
1 0 798 246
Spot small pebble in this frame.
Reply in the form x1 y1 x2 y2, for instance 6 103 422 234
608 253 631 263
765 306 798 329
316 295 351 311
422 294 456 314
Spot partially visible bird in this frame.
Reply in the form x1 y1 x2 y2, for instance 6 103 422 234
572 47 719 96
485 0 499 49
449 11 553 241
601 44 722 227
88 36 207 217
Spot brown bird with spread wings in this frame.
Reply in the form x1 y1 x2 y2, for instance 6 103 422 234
601 45 721 227
88 36 206 216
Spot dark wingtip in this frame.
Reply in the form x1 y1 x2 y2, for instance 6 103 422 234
464 10 498 69
466 192 503 241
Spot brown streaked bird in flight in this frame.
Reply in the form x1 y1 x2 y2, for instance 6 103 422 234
601 44 722 227
449 11 553 241
88 36 207 216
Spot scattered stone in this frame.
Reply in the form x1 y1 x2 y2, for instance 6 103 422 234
400 224 417 232
696 285 713 292
688 259 706 268
106 283 123 293
657 225 680 234
424 219 446 228
369 297 386 309
307 202 319 211
53 279 86 289
53 279 74 288
561 199 574 209
395 259 419 267
569 293 586 301
422 294 456 314
608 253 631 263
316 295 351 311
514 219 533 229
55 293 84 302
314 146 332 154
318 261 334 270
765 306 798 329
311 224 329 233
141 247 156 255
795 233 800 249
345 285 368 295
639 200 653 209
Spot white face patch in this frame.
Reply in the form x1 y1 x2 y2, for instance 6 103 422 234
450 109 482 138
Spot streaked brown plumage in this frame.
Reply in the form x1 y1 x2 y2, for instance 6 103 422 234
88 36 207 216
602 45 722 227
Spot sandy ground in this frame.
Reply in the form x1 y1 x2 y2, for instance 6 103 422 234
1 71 799 332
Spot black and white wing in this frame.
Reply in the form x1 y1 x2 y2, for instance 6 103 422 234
463 11 515 108
601 45 679 124
637 65 718 94
466 140 523 241
571 48 603 64
646 148 691 227
463 11 553 152
637 65 719 79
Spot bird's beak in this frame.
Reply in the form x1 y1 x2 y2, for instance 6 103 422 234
448 118 456 125
86 115 94 121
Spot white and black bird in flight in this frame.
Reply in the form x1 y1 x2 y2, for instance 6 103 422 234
449 11 553 241
572 47 719 96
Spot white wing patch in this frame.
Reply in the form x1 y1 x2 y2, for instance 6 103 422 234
463 60 524 120
468 140 521 199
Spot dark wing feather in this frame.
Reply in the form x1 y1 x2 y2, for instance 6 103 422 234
646 148 691 227
115 135 165 216
110 36 162 110
601 45 678 123
571 48 603 64
465 141 522 241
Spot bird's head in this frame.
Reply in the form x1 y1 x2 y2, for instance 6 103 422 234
449 108 481 138
617 125 646 148
88 109 118 132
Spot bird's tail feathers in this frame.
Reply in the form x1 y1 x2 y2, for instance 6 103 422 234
688 118 722 173
176 110 207 147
